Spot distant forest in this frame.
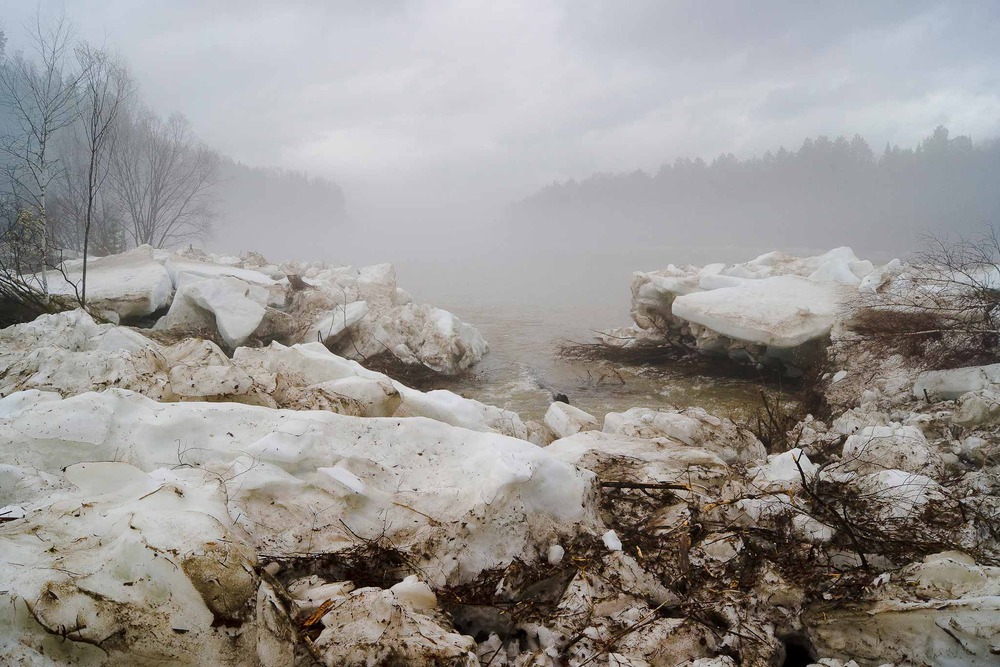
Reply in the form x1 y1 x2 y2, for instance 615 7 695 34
211 159 346 259
511 127 1000 251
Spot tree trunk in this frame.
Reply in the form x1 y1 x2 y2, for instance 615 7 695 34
82 147 98 307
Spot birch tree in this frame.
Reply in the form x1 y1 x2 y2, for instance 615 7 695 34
74 43 134 305
0 10 82 294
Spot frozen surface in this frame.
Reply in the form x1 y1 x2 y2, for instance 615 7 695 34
46 245 174 318
672 274 846 349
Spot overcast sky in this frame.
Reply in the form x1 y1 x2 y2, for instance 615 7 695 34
4 0 1000 219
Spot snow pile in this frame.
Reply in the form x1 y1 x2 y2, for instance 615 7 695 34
284 259 488 374
603 406 767 464
0 311 524 437
0 388 597 585
804 552 1000 667
0 462 292 665
0 358 997 665
8 246 1000 665
625 247 879 370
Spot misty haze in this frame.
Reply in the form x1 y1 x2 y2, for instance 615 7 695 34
1 3 999 666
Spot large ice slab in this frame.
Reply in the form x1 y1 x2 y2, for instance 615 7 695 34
46 245 174 318
546 431 730 493
164 255 277 287
913 363 1000 401
625 248 877 368
672 274 846 349
158 275 269 348
603 406 766 464
0 388 597 584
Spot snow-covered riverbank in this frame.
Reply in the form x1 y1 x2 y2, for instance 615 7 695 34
1 247 998 666
43 245 488 374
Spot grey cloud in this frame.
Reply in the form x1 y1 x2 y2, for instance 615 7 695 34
4 0 999 221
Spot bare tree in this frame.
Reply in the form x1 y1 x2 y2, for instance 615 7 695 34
111 108 219 248
74 43 134 305
48 118 128 258
0 9 83 295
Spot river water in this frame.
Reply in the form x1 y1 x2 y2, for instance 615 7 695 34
389 244 818 422
424 299 777 423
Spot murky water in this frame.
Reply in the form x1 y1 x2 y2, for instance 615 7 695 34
423 299 775 423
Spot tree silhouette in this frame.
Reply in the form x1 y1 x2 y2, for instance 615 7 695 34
513 127 1000 251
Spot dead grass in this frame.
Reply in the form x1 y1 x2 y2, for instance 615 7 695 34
133 324 227 351
557 337 691 365
357 349 460 390
841 306 1000 371
728 362 830 454
264 540 415 593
